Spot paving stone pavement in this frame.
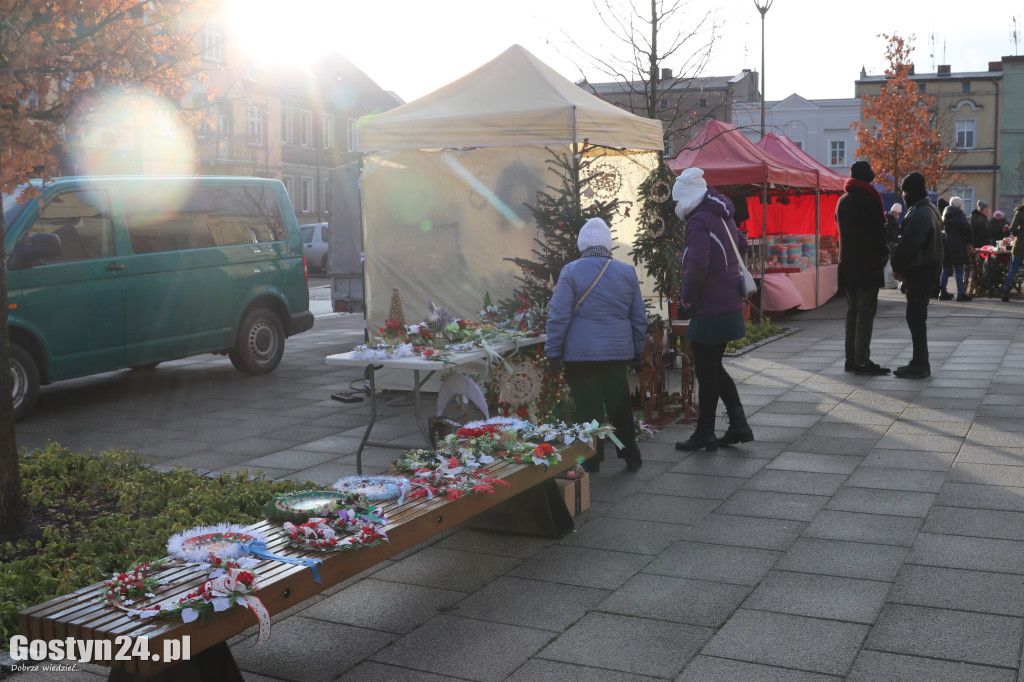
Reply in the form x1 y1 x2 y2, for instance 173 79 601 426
13 288 1024 680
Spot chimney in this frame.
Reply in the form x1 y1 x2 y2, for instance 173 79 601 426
908 63 915 75
661 68 673 80
938 65 951 76
989 61 1003 71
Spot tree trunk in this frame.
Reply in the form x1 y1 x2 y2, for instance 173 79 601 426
0 179 25 539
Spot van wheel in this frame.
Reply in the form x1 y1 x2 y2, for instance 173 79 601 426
320 254 328 273
11 344 40 421
229 308 284 375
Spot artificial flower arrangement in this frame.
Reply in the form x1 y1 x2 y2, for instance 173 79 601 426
100 561 174 604
281 512 389 552
634 413 659 440
264 489 371 523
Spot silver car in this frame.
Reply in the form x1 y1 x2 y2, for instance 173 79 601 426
299 222 329 272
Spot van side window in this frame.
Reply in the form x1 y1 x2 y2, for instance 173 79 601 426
23 191 114 264
124 185 285 254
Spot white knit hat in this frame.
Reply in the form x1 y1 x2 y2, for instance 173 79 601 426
890 203 902 214
577 217 613 251
673 167 708 220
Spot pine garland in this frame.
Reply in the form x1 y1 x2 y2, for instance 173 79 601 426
629 162 686 303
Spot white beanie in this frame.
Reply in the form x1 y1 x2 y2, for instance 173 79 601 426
577 217 613 251
890 203 902 214
673 167 708 220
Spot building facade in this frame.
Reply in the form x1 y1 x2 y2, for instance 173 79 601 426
579 69 760 158
1000 56 1024 211
733 95 861 172
855 62 1003 210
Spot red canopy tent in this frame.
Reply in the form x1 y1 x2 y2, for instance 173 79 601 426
667 121 844 310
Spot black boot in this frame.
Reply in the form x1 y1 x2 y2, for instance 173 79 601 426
676 424 718 452
583 438 604 472
718 406 754 446
623 442 642 472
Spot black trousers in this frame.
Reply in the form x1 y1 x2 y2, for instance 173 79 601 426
845 287 880 366
564 361 637 462
903 268 940 368
691 341 743 430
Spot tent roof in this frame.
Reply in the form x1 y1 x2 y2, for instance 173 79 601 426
666 120 820 189
756 133 846 193
355 45 664 153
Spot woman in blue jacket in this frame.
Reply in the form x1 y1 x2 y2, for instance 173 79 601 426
673 168 754 452
545 217 647 472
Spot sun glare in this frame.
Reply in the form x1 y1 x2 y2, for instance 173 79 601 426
223 0 330 67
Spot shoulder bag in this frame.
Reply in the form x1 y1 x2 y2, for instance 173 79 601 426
721 219 757 299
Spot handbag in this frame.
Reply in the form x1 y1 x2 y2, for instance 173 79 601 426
721 219 757 299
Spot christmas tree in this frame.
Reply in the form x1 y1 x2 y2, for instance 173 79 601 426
629 162 686 303
501 143 621 322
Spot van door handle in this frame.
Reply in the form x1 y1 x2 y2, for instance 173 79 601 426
105 264 125 272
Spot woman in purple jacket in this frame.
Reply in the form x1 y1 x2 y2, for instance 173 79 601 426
673 168 754 452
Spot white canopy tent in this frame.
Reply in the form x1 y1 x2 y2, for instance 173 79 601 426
355 45 664 333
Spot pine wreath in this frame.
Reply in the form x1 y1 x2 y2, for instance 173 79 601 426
630 162 687 303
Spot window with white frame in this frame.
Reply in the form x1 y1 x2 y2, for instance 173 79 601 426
955 119 976 149
281 175 294 205
322 114 335 149
829 141 845 167
216 113 230 158
322 178 331 214
300 177 313 214
202 23 223 62
347 118 358 151
281 107 294 145
950 186 975 209
663 136 674 159
246 106 264 146
299 110 313 147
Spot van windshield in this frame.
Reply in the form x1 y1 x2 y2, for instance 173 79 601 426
3 186 32 233
299 225 314 244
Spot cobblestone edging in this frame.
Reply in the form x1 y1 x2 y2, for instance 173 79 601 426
725 327 799 356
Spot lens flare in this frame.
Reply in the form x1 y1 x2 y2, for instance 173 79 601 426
65 90 196 176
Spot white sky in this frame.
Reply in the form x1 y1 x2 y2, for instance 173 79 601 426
231 0 1023 104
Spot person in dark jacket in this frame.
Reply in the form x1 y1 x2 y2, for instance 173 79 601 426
971 201 992 247
672 168 753 452
990 209 1010 243
891 172 943 378
1001 204 1024 301
885 203 902 248
836 161 891 375
545 217 647 472
938 196 972 302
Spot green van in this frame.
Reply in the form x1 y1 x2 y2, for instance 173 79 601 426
4 176 314 419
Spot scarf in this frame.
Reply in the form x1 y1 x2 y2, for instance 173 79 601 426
844 178 886 225
581 246 612 259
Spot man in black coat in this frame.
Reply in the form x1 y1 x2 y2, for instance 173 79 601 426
836 161 891 375
891 172 944 378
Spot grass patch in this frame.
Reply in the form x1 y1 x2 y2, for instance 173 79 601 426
0 444 313 652
726 317 785 353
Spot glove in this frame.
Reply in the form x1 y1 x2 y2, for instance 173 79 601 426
547 357 563 374
629 356 643 373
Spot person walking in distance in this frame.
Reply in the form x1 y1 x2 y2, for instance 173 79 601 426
890 172 943 379
1001 203 1024 302
673 168 753 452
836 160 891 375
938 197 972 302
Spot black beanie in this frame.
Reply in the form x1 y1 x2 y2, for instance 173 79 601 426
850 160 875 182
901 172 927 204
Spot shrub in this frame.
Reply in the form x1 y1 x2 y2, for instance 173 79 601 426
0 444 313 651
726 318 785 354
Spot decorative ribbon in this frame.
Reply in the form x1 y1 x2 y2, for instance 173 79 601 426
396 479 434 506
241 540 323 585
596 430 624 450
207 572 271 646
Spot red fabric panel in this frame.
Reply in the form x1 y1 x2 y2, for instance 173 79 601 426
740 194 838 238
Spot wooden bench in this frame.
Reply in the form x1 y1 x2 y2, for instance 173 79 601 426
17 442 589 681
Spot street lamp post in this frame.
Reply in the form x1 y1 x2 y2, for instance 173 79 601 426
753 0 773 140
